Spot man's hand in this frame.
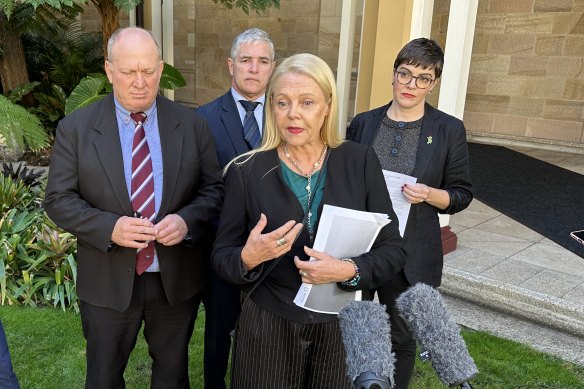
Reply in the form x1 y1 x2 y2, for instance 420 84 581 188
154 214 188 246
111 216 157 248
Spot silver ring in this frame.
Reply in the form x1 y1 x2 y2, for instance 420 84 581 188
299 270 307 277
276 237 288 247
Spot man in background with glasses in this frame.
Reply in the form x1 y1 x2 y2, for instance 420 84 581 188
346 37 473 389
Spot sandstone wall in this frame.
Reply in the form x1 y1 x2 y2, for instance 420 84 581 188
433 0 583 149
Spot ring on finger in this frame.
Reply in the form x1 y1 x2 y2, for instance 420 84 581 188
276 237 288 247
299 270 307 277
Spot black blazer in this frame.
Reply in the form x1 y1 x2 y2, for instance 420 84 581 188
44 94 224 311
212 142 406 323
347 102 473 287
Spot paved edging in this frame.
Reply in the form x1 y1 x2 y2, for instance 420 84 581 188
440 267 584 338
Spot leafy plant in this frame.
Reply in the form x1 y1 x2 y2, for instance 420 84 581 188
0 1 85 98
0 207 44 306
6 81 41 103
160 62 187 90
213 0 280 14
26 222 78 311
23 20 103 94
0 95 49 153
0 173 78 311
64 73 110 115
1 161 44 187
0 175 38 214
30 83 67 129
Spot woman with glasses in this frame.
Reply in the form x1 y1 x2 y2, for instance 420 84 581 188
347 38 473 389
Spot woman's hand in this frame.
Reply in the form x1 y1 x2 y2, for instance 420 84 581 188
401 183 431 204
294 247 356 284
402 183 450 210
240 213 304 271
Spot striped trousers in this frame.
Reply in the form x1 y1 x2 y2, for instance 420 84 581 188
230 299 353 389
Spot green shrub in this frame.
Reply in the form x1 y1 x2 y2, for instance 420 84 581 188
0 95 49 153
0 165 78 311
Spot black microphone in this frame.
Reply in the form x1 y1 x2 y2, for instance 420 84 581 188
395 283 478 388
338 301 395 389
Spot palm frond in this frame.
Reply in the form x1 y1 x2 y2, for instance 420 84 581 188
0 95 49 152
0 0 17 18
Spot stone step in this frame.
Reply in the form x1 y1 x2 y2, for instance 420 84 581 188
442 293 584 366
440 267 584 338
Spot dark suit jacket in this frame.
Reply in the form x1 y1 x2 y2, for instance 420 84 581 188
196 91 254 169
347 102 473 287
44 94 224 311
212 142 406 323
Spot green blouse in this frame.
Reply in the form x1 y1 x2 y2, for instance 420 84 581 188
280 161 327 232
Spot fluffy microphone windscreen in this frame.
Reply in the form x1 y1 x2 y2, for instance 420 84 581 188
338 301 395 387
395 283 478 387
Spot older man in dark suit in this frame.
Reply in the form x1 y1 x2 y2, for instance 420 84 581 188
196 28 275 389
44 27 223 389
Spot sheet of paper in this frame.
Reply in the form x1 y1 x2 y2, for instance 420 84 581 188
382 170 417 237
293 205 391 314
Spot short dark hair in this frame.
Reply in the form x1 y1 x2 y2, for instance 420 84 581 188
393 38 444 79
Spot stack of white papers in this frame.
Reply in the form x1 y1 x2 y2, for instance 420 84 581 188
293 205 391 314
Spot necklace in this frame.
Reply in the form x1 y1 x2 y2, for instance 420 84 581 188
283 142 328 241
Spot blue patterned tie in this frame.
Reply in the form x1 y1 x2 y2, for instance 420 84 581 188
239 100 261 149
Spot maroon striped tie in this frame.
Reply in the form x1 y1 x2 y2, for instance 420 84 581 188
130 112 155 275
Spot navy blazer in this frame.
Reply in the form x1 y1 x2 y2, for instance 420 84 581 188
197 91 254 169
212 142 407 323
347 102 473 287
44 94 224 311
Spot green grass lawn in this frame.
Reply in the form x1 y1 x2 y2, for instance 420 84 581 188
1 305 583 388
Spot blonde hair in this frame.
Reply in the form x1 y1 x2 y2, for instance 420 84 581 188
224 53 343 173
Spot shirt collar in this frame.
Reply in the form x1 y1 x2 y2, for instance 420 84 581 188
113 96 157 124
230 87 265 108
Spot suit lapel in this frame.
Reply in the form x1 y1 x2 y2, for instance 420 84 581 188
157 96 182 219
414 103 440 179
93 95 133 215
221 93 251 155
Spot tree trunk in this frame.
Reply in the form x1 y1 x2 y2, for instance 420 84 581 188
91 0 121 61
0 12 30 95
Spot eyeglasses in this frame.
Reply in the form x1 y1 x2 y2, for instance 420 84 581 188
393 70 435 89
